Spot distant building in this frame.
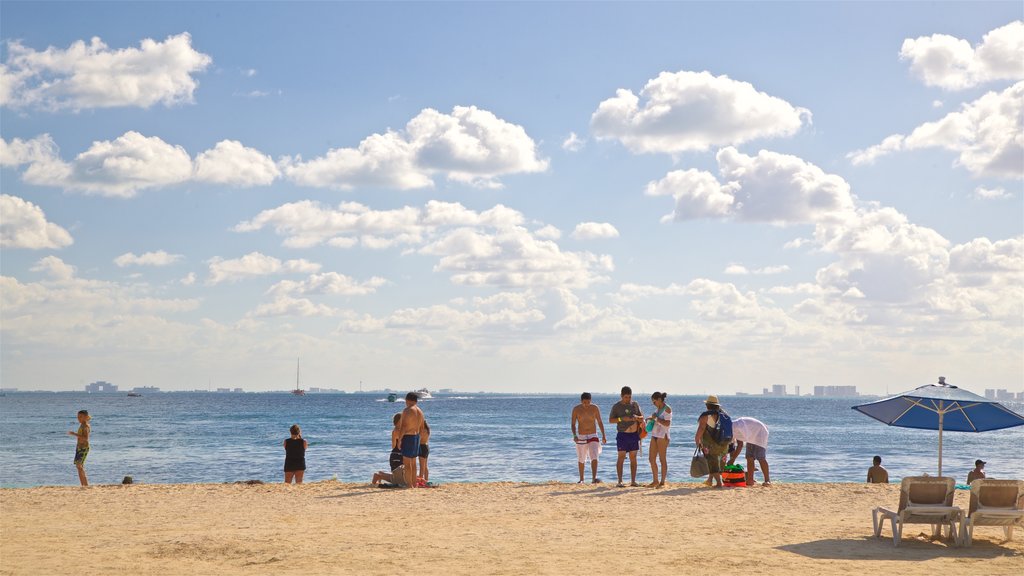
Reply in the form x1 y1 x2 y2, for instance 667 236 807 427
0 387 18 393
985 389 996 399
795 386 800 397
233 388 244 393
216 388 231 393
130 386 161 394
813 385 858 397
772 384 787 396
85 381 118 393
762 388 769 395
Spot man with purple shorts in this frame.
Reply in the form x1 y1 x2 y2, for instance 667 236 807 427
608 386 644 487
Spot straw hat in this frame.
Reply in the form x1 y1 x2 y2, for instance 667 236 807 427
705 395 720 405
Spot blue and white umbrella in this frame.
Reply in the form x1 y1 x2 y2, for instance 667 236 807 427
852 377 1024 476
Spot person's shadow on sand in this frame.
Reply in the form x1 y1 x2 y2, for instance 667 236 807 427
778 537 1013 560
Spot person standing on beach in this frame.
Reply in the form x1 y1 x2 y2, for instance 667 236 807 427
646 392 672 488
609 386 644 487
283 424 308 484
967 459 986 484
399 392 425 488
727 416 771 486
695 396 731 489
866 455 889 483
67 410 91 486
390 413 404 472
571 392 607 484
418 420 431 484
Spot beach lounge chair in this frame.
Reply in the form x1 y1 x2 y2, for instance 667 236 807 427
959 479 1024 546
872 476 962 547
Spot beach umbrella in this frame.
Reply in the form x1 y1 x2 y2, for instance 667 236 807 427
852 377 1024 477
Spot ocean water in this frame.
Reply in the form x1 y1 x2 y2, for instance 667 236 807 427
1 392 1022 488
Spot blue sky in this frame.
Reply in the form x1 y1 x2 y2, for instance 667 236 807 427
1 2 1021 394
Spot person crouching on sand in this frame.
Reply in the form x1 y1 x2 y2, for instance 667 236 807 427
866 455 888 484
283 424 307 484
67 409 91 486
646 392 672 488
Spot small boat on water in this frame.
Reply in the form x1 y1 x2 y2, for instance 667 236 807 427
127 392 142 397
414 388 433 400
387 393 398 402
292 358 305 396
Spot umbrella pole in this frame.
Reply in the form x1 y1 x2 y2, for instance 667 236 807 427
938 412 943 477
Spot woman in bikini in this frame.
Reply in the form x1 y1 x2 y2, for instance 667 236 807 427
646 392 672 487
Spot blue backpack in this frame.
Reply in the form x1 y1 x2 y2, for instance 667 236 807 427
703 410 733 443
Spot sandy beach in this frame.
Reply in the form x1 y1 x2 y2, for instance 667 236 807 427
2 481 1021 575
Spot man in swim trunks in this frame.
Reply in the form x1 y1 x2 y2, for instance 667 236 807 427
608 386 644 487
399 392 425 488
571 392 607 483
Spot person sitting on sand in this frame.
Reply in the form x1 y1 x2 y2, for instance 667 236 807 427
283 424 308 484
67 409 91 486
695 396 731 489
418 420 431 484
389 413 404 471
609 386 644 487
646 392 672 488
727 416 771 486
967 459 986 485
866 455 888 483
571 392 607 484
399 392 425 488
372 464 409 488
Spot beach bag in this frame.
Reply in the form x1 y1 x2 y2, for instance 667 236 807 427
690 447 709 478
722 464 746 487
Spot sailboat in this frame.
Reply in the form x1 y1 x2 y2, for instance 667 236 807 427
292 358 305 396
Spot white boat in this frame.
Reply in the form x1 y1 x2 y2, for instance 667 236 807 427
292 358 305 396
414 388 432 400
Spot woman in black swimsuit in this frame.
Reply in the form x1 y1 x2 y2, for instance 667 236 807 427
284 424 307 484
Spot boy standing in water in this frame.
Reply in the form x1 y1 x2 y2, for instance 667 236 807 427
67 410 90 486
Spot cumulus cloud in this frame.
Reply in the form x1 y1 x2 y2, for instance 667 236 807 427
900 21 1024 90
284 105 548 190
30 255 76 281
590 70 810 154
562 132 585 152
534 225 562 240
848 82 1023 179
193 140 280 186
0 194 73 249
337 294 545 333
114 251 184 267
207 252 321 284
724 264 790 275
4 132 281 196
1 33 211 110
571 222 620 240
647 147 855 223
267 272 388 298
972 186 1011 199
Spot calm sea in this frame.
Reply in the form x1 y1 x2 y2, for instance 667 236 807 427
1 393 1022 488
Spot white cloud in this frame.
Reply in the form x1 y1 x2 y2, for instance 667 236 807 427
29 255 76 281
534 225 562 240
562 132 585 152
899 21 1024 90
972 186 1011 199
0 194 73 249
193 140 280 186
0 134 60 166
647 147 855 223
206 252 322 284
267 272 388 297
590 70 810 153
114 251 184 267
949 237 1023 274
571 222 620 240
284 105 548 190
250 296 340 318
724 264 790 275
932 100 944 108
1 33 211 110
180 272 196 286
848 82 1023 179
20 131 193 197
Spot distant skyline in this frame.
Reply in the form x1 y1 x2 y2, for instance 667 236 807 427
1 2 1022 394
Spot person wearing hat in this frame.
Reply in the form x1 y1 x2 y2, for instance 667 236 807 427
695 395 732 488
967 459 986 485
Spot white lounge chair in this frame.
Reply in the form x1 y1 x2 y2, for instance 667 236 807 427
959 479 1024 546
872 476 962 547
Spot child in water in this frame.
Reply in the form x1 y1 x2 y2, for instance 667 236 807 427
67 410 91 486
